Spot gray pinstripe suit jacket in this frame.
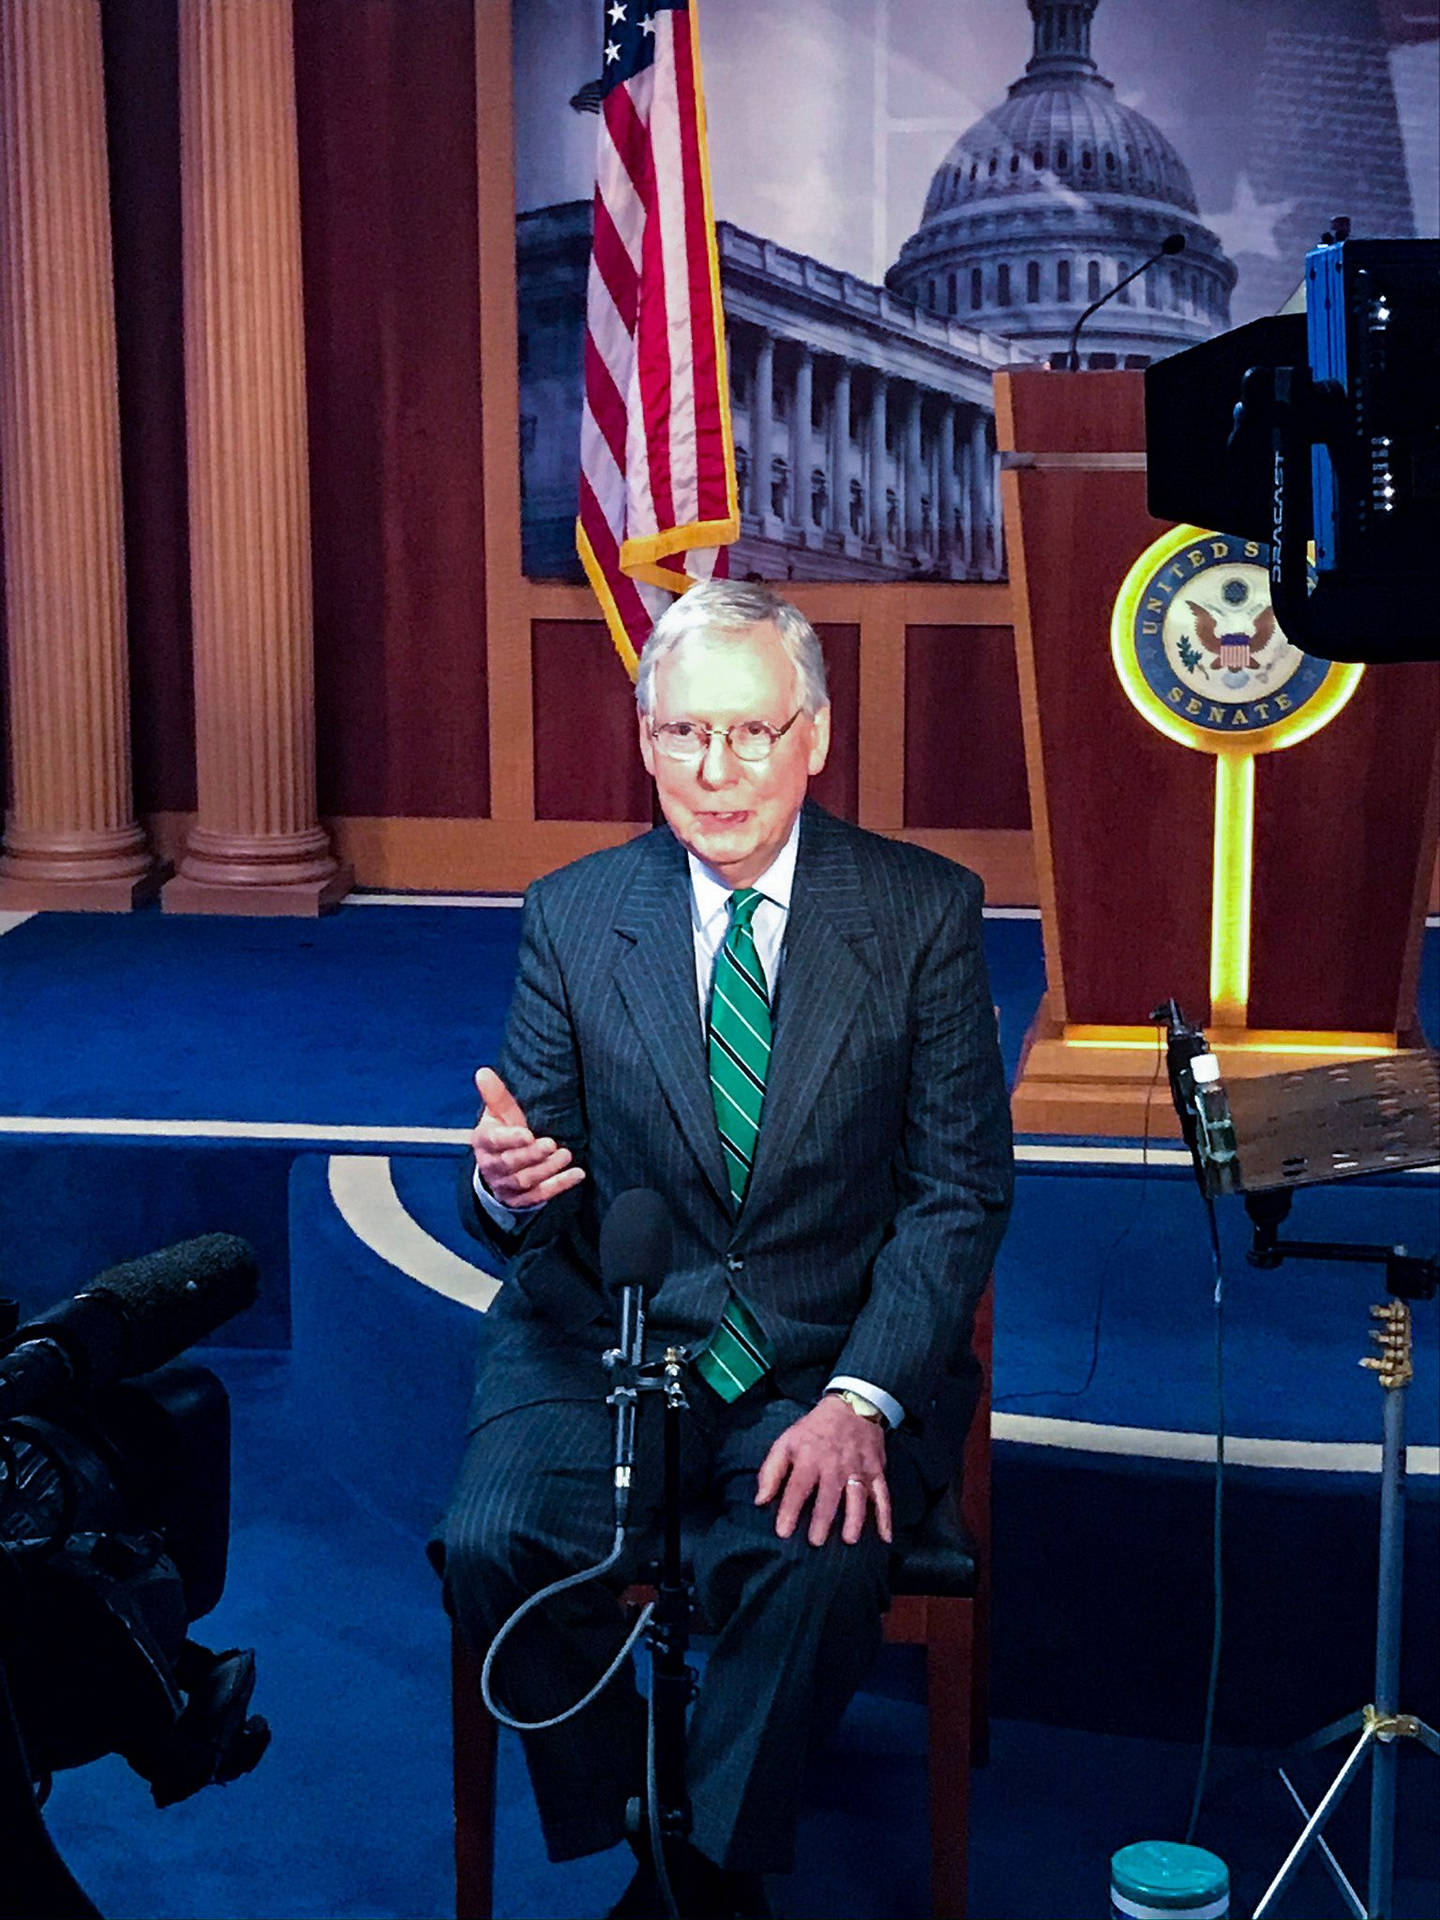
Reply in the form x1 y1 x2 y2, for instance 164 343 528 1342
463 800 1014 1479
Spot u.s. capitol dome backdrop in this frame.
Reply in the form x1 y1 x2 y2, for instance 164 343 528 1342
511 0 1435 585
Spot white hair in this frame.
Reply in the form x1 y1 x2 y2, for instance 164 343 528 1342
633 581 830 717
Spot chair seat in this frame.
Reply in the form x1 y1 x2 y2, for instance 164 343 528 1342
890 1498 978 1600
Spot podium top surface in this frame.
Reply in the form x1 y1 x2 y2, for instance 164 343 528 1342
994 367 1146 456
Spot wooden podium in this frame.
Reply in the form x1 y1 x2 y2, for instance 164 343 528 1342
996 369 1440 1138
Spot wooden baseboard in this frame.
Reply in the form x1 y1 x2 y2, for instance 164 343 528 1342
143 813 1038 900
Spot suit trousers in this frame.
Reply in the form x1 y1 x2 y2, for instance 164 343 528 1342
438 1382 900 1874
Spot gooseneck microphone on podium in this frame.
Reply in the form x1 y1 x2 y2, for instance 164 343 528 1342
600 1188 673 1529
1066 231 1185 371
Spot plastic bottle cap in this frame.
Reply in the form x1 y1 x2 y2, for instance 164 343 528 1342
1111 1841 1229 1916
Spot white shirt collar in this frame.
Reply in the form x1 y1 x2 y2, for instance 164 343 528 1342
686 810 801 932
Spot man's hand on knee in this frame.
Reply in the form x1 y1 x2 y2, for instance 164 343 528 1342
472 1066 586 1209
754 1398 892 1548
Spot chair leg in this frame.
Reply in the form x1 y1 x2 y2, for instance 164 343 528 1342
923 1599 974 1920
452 1624 497 1920
971 1564 991 1767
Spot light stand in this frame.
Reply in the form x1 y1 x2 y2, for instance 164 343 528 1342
1243 1197 1439 1920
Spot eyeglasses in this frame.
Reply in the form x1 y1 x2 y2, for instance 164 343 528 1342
648 710 803 764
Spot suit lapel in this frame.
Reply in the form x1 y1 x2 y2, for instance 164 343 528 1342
742 805 876 1223
613 831 733 1213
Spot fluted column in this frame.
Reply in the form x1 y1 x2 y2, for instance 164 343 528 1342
751 328 775 531
789 345 812 528
866 372 888 547
968 407 991 577
903 384 924 550
165 0 349 915
937 401 957 569
828 363 851 536
0 0 157 909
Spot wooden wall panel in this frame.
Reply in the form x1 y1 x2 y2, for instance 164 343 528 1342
809 623 859 823
904 625 1030 830
532 621 648 822
1248 660 1440 1033
295 0 489 820
531 619 861 827
101 0 194 816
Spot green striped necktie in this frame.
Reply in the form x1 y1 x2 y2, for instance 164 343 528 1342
696 886 776 1403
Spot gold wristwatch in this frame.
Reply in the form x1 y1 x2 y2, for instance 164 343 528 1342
830 1388 884 1425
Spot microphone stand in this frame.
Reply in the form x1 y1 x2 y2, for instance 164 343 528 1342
646 1346 697 1885
1246 1196 1439 1920
603 1324 698 1913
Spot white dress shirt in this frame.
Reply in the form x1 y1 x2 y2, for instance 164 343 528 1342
475 815 903 1427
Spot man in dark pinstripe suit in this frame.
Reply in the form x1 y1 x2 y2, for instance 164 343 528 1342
439 582 1013 1916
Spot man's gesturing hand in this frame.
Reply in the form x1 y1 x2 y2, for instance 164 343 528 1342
472 1067 586 1211
754 1396 892 1548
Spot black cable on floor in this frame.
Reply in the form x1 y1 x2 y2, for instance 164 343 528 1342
994 1027 1168 1410
1185 1190 1227 1846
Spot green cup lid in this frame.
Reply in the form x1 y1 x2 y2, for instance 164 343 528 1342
1112 1841 1230 1908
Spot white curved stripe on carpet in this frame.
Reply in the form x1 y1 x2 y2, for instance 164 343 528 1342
326 1154 500 1310
993 1411 1438 1475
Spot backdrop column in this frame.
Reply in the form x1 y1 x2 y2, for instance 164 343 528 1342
751 329 775 533
789 344 812 529
0 0 157 910
827 362 851 536
937 400 957 569
968 408 992 578
866 371 888 546
164 0 349 916
902 383 924 550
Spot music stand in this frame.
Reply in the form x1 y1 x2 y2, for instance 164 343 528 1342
1207 1049 1438 1919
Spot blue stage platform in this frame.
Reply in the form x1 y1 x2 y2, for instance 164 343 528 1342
4 898 1437 1918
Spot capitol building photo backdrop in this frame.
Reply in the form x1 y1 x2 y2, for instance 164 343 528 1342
512 0 1437 585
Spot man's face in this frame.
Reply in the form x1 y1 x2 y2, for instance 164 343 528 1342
638 621 830 887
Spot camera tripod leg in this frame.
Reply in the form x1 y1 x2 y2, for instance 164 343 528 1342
1253 1721 1374 1919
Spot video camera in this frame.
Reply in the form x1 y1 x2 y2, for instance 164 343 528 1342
0 1234 268 1918
1146 226 1439 664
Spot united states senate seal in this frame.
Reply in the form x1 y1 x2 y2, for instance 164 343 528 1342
1111 526 1360 754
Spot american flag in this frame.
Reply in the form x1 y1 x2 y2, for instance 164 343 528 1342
576 0 737 675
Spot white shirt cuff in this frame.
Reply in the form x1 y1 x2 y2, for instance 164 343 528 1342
472 1165 526 1233
825 1375 905 1431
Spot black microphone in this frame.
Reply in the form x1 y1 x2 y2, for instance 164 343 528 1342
599 1191 672 1528
1066 232 1185 370
0 1234 260 1421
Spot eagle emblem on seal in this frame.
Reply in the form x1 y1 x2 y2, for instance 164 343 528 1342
1185 600 1277 673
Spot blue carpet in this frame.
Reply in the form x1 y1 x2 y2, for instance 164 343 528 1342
9 904 1439 1916
0 904 1070 1132
0 902 521 1128
37 1347 1440 1920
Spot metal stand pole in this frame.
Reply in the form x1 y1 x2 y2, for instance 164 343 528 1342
1367 1372 1407 1920
1253 1301 1439 1919
649 1350 696 1855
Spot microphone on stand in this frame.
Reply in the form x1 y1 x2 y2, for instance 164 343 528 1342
0 1235 259 1421
599 1189 672 1530
1065 232 1185 370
